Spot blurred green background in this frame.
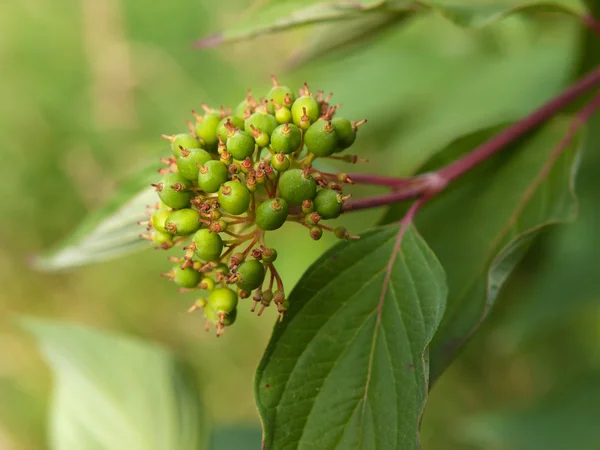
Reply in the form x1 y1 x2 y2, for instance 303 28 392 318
1 0 599 449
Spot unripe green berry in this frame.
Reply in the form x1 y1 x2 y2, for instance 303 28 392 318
310 226 323 240
274 106 292 124
271 123 302 154
255 198 289 231
155 173 194 209
152 230 173 246
218 181 251 215
192 229 223 261
261 248 278 263
199 277 216 291
245 112 278 137
172 265 202 288
291 97 319 128
204 304 237 326
168 133 200 157
267 79 295 113
236 260 265 292
278 169 317 205
176 148 212 181
209 287 239 314
301 199 314 214
151 208 172 233
226 129 255 160
165 208 201 236
195 112 221 151
271 153 290 172
305 119 339 157
314 188 343 219
331 117 356 150
217 116 244 141
198 160 229 193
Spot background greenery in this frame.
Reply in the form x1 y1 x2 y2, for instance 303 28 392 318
0 0 598 449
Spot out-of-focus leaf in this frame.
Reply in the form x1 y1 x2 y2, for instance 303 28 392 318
256 225 447 449
197 0 581 48
195 1 415 47
462 373 600 450
210 426 262 450
382 118 581 383
284 10 415 69
32 161 160 271
21 318 207 450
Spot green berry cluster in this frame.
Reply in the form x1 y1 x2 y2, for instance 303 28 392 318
140 77 365 336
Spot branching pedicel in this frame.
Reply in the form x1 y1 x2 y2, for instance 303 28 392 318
140 77 366 336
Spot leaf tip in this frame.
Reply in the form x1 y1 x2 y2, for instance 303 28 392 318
194 33 224 49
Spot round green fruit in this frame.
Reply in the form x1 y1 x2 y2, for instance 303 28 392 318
271 153 290 172
176 148 212 181
165 208 201 236
236 260 265 292
278 169 317 205
197 160 229 193
192 229 223 261
218 181 251 215
305 120 338 157
209 287 239 314
255 198 289 231
245 112 278 137
291 97 319 128
151 208 172 233
195 112 221 151
314 188 342 219
331 117 356 150
169 133 200 157
226 130 255 160
270 123 302 154
172 265 202 288
156 173 194 209
216 116 245 141
267 86 295 113
152 230 173 246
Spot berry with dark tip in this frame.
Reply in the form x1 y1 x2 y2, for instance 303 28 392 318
197 160 229 193
256 198 289 230
172 265 202 288
164 133 200 157
245 111 278 137
305 119 339 157
209 287 239 314
195 111 221 151
236 260 265 292
152 230 173 246
216 116 244 141
261 248 277 263
266 76 296 113
154 173 194 209
291 90 319 127
314 188 343 219
218 181 251 215
165 208 201 236
270 123 302 154
278 169 317 205
310 226 323 240
271 152 290 172
226 129 255 160
176 148 212 181
192 229 223 261
151 208 172 233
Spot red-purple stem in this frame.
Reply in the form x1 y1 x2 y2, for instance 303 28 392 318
583 13 600 37
343 65 600 213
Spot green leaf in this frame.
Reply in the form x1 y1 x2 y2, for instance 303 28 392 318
462 373 600 450
20 318 207 450
283 10 415 69
255 225 447 449
197 0 581 48
32 161 161 271
195 1 414 48
382 119 581 383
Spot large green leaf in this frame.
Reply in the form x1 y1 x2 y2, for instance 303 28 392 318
196 0 581 48
21 318 207 450
382 118 581 382
32 161 161 271
462 372 600 450
255 225 447 449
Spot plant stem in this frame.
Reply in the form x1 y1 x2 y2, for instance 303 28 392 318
583 13 600 37
342 65 600 213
